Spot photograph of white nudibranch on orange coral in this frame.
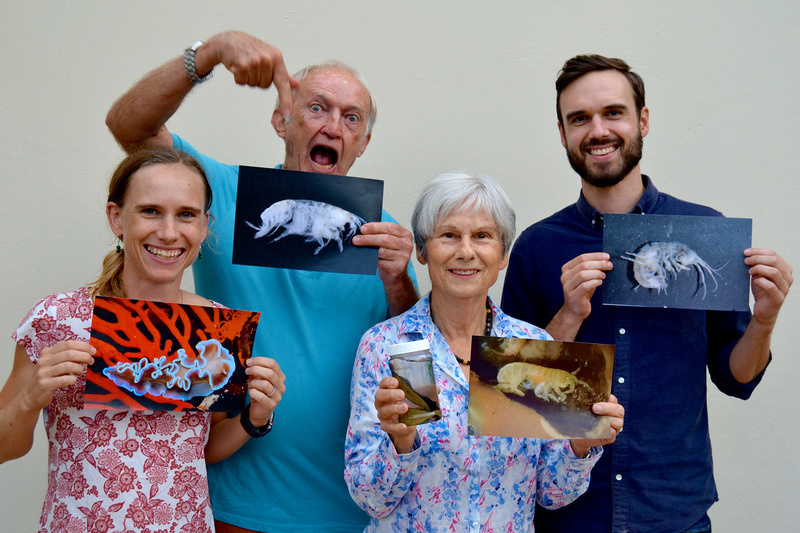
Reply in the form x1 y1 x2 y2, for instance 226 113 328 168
467 336 614 439
233 166 384 275
602 213 752 311
85 297 260 412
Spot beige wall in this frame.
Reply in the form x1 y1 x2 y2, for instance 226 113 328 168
2 1 798 530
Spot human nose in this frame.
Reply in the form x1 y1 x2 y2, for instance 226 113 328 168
456 236 475 258
157 218 179 241
589 115 609 139
321 109 343 138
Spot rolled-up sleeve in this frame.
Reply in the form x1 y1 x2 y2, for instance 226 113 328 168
706 309 767 399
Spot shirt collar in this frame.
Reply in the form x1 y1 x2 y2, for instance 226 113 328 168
396 292 507 336
576 174 659 228
396 292 508 386
395 294 454 381
396 294 435 339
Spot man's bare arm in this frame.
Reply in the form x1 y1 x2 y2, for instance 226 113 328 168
106 31 297 154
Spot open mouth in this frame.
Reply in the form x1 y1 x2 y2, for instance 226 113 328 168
146 245 183 261
585 137 621 157
451 269 479 276
310 145 339 171
588 145 617 156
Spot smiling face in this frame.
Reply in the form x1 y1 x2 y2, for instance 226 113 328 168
558 70 649 188
107 163 209 295
273 67 372 176
418 208 509 306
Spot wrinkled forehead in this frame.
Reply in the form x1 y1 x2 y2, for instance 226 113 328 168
296 68 371 109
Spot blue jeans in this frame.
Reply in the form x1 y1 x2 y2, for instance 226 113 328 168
681 513 711 533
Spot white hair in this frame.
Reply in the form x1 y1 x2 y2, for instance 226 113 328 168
411 172 516 260
274 60 377 136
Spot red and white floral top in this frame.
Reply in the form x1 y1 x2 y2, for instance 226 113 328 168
12 287 216 533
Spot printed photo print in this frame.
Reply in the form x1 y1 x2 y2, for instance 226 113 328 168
468 336 614 439
85 297 260 412
233 166 384 275
603 214 752 311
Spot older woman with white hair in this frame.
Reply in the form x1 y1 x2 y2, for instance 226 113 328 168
345 172 623 532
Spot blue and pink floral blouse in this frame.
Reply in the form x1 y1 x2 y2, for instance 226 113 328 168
345 294 601 532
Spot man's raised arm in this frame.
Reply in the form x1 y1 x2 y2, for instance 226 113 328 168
106 31 297 154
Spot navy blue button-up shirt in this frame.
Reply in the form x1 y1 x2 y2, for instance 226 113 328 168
501 176 764 533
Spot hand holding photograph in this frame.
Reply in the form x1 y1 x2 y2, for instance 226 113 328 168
233 166 384 274
85 297 260 412
603 214 752 311
468 336 614 439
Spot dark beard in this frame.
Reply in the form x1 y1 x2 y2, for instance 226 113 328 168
567 131 644 188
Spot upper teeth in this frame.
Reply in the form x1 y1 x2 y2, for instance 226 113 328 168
590 146 616 156
146 245 181 259
453 269 478 275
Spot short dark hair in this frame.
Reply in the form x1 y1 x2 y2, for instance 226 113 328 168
556 54 646 125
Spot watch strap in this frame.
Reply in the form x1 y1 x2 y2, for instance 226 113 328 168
184 40 213 85
240 402 273 438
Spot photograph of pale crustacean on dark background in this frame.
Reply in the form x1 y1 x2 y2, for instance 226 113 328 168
233 166 384 275
468 336 614 439
603 213 752 312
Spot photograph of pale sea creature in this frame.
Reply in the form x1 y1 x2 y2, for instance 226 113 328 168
246 199 365 255
621 241 725 299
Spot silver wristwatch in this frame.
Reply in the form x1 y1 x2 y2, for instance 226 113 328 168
184 40 213 85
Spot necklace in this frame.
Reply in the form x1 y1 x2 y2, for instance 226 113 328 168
453 299 492 366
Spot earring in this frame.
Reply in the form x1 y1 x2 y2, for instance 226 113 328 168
116 235 123 254
198 241 204 260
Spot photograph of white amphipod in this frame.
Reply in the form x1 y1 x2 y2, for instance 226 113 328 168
467 336 614 439
232 166 384 274
602 214 752 311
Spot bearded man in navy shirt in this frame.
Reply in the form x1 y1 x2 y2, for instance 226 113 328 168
501 54 793 533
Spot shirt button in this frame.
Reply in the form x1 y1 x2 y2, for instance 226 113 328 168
619 328 626 335
472 522 479 529
618 376 625 384
615 474 623 481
